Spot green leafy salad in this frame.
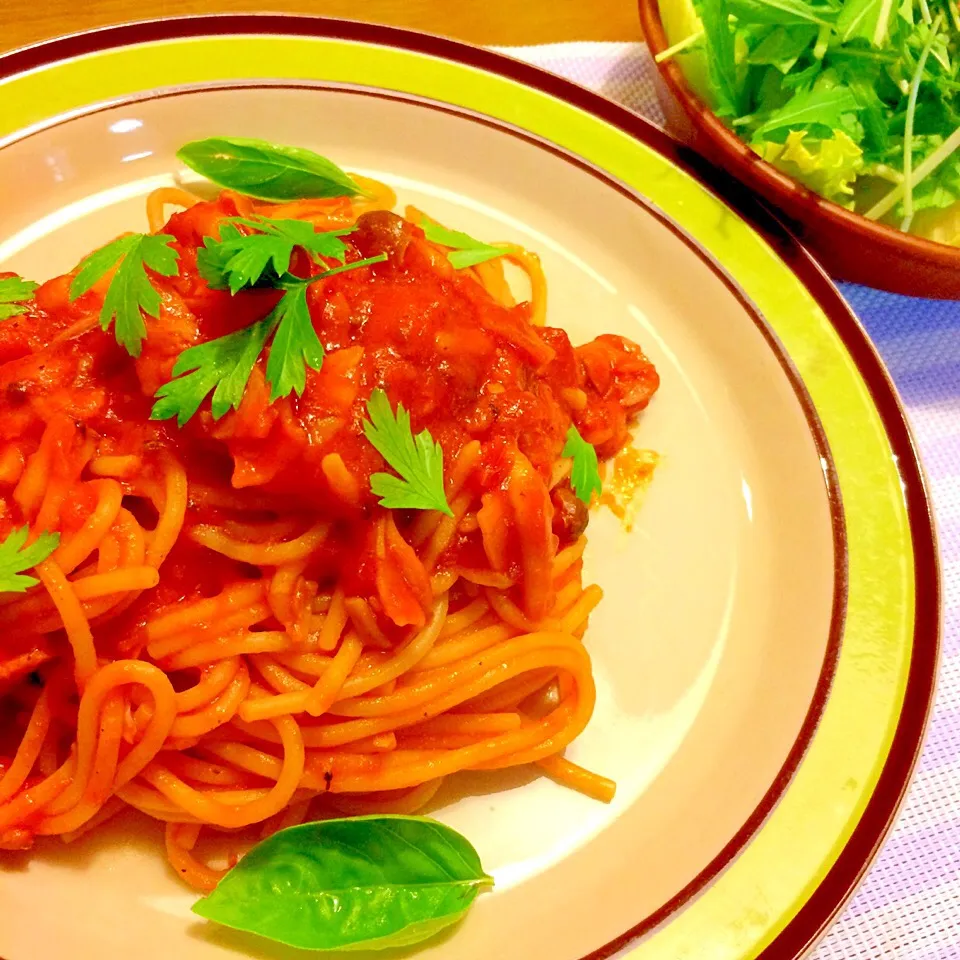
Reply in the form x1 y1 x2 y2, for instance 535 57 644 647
659 0 960 241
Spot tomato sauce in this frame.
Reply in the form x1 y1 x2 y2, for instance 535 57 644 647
0 198 659 654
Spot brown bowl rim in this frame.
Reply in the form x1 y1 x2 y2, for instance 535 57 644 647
637 0 960 271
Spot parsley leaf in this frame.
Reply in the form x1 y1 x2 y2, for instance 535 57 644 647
0 275 39 320
177 137 364 202
363 389 452 515
562 425 602 505
0 526 60 593
68 234 179 357
264 284 325 401
421 221 507 270
151 315 275 427
197 216 354 294
151 255 385 425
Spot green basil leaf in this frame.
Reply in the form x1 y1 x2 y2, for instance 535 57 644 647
177 137 365 202
192 815 493 951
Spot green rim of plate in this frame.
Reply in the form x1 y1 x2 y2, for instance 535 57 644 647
0 17 940 960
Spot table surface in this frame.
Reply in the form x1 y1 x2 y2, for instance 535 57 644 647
1 0 643 53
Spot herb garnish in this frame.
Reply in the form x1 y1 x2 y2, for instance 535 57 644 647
363 389 453 515
0 527 60 593
563 425 602 504
68 234 179 357
192 815 492 952
421 221 507 270
151 257 385 426
0 276 39 320
177 137 365 202
197 216 354 293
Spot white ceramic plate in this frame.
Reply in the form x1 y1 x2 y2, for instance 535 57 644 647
0 18 939 960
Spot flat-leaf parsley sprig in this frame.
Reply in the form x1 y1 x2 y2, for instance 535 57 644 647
0 527 60 593
151 255 386 426
421 221 507 270
68 234 180 357
0 276 39 320
363 389 453 515
197 215 355 294
563 425 602 505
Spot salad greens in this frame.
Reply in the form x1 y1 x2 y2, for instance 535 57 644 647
660 0 960 238
192 815 492 951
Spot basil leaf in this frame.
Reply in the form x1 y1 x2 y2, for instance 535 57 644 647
192 815 493 951
177 137 364 202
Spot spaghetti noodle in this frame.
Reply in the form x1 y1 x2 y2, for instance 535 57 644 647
0 175 659 889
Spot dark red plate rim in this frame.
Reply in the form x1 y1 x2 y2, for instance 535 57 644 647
0 16 941 960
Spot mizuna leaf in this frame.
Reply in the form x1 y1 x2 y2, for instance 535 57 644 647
729 0 833 25
752 83 861 139
692 0 743 115
835 0 896 45
747 25 819 72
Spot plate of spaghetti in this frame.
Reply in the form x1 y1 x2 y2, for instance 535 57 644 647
0 16 939 960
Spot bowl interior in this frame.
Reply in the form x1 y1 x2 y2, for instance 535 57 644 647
0 85 837 960
640 0 960 297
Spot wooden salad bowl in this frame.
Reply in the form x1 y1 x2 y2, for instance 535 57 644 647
638 0 960 298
